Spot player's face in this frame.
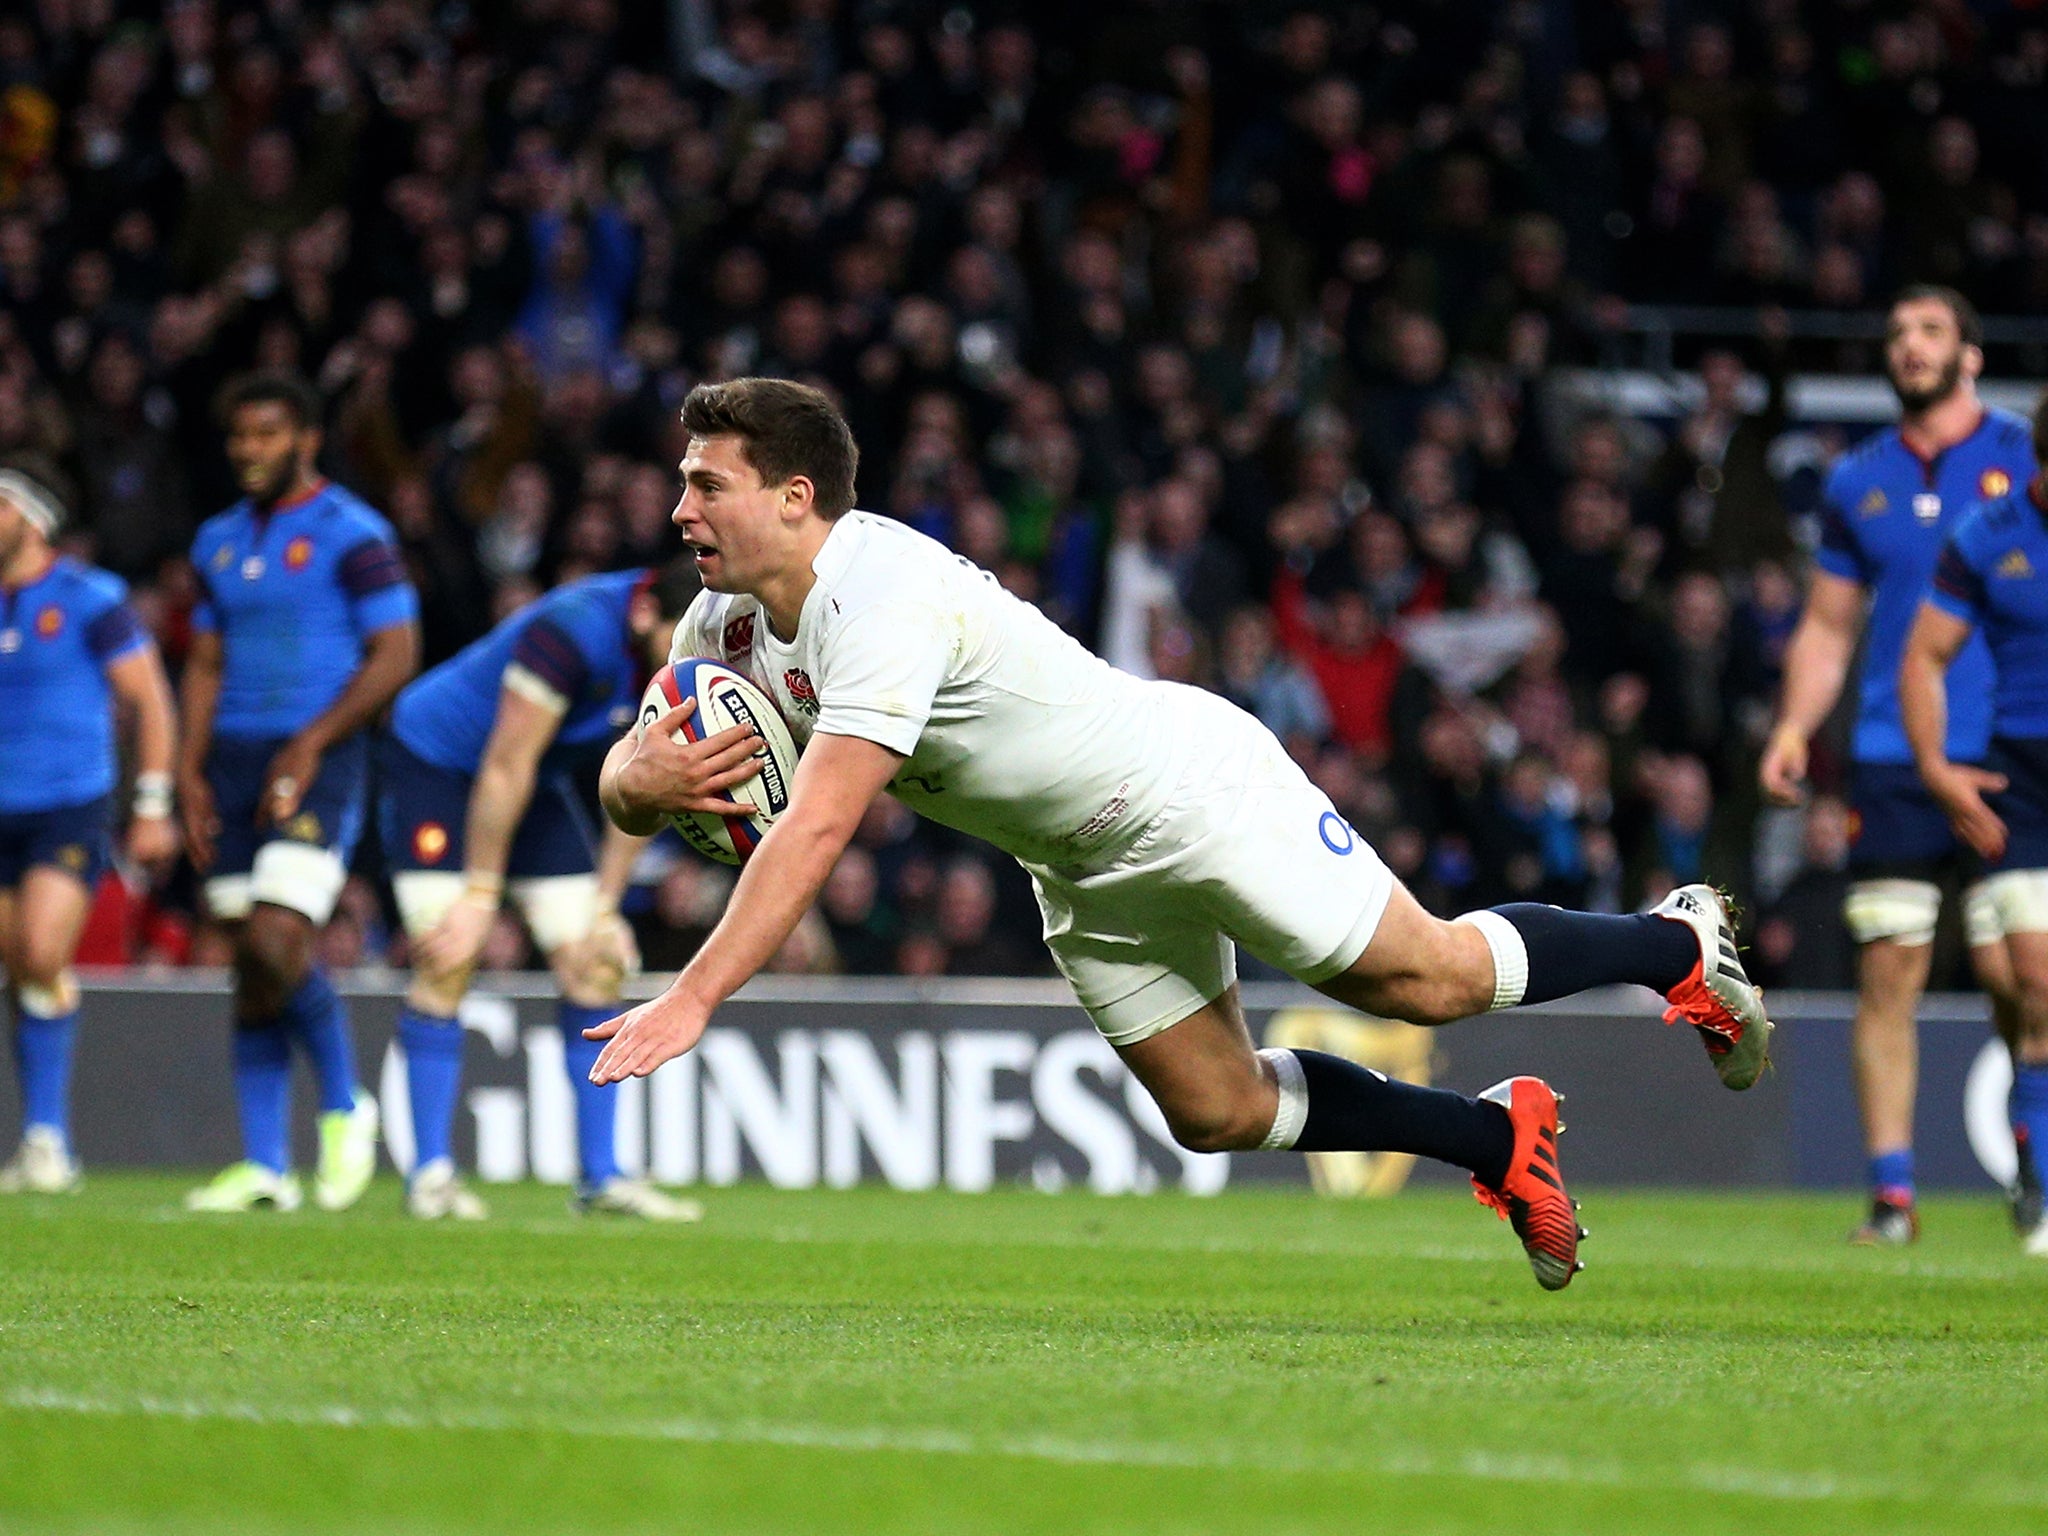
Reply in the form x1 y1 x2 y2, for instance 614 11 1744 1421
225 402 312 504
672 435 803 594
1884 298 1975 412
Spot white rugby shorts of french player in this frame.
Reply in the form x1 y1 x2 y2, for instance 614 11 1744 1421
672 510 1395 1050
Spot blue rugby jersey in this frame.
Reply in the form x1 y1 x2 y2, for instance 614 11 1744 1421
390 569 651 776
0 557 149 812
1813 407 2034 764
190 480 417 740
1930 484 2048 740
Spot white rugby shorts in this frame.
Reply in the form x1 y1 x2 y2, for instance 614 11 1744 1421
1026 694 1394 1047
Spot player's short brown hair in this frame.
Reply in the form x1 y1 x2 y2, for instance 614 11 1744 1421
680 378 859 518
1891 284 1983 350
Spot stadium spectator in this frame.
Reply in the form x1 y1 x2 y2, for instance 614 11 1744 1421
0 0 2042 981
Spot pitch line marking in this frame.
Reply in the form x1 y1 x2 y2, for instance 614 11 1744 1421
8 1386 2048 1509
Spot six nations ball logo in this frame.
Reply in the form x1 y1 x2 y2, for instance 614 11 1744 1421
713 682 791 813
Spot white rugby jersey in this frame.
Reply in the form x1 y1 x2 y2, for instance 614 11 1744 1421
671 510 1200 869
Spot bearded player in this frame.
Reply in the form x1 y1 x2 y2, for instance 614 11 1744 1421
1760 286 2034 1245
588 378 1775 1294
1901 389 2048 1252
0 472 178 1193
180 374 420 1214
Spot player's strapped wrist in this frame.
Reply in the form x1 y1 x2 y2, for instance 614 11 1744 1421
133 772 174 819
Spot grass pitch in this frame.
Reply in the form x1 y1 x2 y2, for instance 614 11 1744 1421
3 1178 2047 1534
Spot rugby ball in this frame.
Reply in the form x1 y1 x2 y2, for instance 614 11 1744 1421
637 659 799 865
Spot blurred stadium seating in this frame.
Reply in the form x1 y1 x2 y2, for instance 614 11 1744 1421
4 0 2045 983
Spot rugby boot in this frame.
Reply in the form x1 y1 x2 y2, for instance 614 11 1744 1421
1849 1195 1919 1247
185 1161 303 1212
574 1177 704 1222
2024 1212 2048 1258
1471 1076 1585 1291
0 1127 80 1194
2012 1129 2044 1237
1653 884 1775 1090
314 1090 379 1211
407 1157 488 1221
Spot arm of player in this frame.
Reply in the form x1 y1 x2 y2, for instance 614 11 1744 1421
263 619 421 825
176 628 225 871
1759 570 1863 805
584 731 903 1083
598 697 765 836
104 643 181 867
414 679 561 975
1900 602 2009 860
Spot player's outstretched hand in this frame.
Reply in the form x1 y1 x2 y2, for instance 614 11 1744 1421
178 771 221 871
620 700 764 818
1758 725 1808 806
584 990 709 1083
1927 762 2010 861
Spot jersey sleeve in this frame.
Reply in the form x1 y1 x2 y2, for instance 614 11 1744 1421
504 612 595 713
85 599 148 665
190 553 219 634
811 600 952 756
1813 470 1870 584
338 535 419 635
1928 538 1988 627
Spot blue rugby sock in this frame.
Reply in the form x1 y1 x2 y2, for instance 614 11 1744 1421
1868 1148 1915 1207
1267 1049 1515 1187
1486 905 1700 1005
2011 1067 2048 1193
15 1005 79 1146
232 1025 292 1173
281 970 359 1114
559 1003 619 1189
400 1009 465 1172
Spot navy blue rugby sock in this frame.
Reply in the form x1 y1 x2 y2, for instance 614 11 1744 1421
1464 905 1699 1008
1262 1049 1514 1188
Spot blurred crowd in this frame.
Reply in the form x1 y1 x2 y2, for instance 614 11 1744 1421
6 0 2046 985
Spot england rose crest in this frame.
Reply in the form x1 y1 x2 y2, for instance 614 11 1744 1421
784 667 820 717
